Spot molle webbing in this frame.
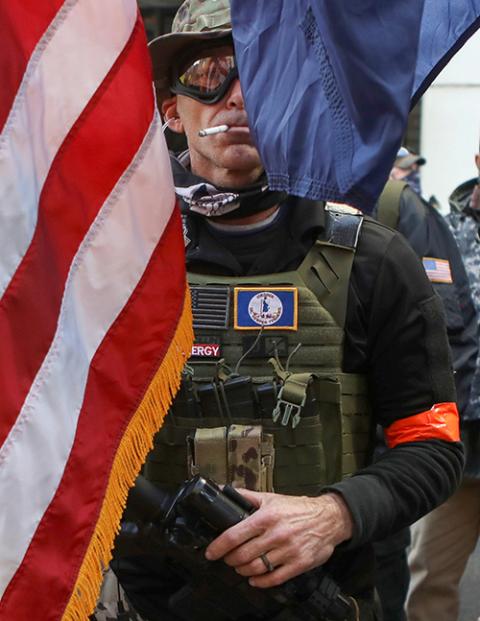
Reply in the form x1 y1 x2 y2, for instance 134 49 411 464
145 375 371 495
145 372 371 496
191 283 344 379
144 210 372 495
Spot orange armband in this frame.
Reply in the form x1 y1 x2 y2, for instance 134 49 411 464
384 403 460 448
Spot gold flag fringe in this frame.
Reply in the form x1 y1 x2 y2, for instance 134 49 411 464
62 288 193 621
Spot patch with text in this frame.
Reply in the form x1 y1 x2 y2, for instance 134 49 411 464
234 287 298 330
191 341 222 359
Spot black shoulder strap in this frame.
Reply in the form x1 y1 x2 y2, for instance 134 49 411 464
324 205 363 248
376 180 408 230
298 206 364 329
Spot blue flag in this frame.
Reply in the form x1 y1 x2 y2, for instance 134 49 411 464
231 1 480 213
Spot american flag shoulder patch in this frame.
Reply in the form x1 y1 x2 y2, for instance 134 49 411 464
422 257 453 283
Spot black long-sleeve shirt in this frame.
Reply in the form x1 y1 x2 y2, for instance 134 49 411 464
392 186 478 420
184 195 463 594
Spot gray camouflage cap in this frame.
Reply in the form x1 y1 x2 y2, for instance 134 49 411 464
149 0 232 103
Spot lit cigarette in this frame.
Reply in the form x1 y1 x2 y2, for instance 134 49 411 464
198 124 230 137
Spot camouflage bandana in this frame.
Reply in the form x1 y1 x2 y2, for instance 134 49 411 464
173 0 231 33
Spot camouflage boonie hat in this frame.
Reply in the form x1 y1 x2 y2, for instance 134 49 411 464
149 0 232 103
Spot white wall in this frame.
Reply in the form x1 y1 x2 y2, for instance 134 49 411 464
420 31 480 213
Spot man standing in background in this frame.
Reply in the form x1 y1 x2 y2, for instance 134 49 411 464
373 149 478 621
390 147 426 196
406 145 480 621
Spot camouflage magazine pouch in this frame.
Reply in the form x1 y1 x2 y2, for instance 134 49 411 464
227 424 274 492
186 424 275 492
188 426 228 483
145 374 370 496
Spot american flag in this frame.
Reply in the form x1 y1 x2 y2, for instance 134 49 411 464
422 257 453 283
0 2 192 620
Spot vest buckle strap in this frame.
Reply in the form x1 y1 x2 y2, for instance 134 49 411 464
272 385 307 428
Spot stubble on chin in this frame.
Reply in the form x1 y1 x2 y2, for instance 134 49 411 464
189 140 263 187
218 143 262 173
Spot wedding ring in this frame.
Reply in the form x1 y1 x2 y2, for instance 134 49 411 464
260 553 274 573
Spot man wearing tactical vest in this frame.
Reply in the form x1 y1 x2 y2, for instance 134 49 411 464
107 2 464 620
373 163 478 621
405 146 480 621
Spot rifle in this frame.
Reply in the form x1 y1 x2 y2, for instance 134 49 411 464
115 475 358 621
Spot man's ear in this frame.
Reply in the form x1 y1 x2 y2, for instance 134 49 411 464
475 153 480 173
161 96 184 134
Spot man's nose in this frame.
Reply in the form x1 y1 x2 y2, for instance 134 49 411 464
225 78 244 109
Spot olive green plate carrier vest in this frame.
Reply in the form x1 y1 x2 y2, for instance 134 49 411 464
145 209 373 497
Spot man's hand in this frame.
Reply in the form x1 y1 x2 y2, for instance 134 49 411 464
205 490 354 588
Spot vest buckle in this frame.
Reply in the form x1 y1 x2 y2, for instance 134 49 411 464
272 386 307 428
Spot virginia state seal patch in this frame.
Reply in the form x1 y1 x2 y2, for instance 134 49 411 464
234 287 298 330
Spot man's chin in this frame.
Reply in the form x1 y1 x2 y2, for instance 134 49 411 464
219 144 262 173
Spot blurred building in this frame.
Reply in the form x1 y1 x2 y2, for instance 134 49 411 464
420 32 480 212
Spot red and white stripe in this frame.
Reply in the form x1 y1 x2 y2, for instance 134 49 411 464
0 2 186 619
0 0 138 295
422 257 453 284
